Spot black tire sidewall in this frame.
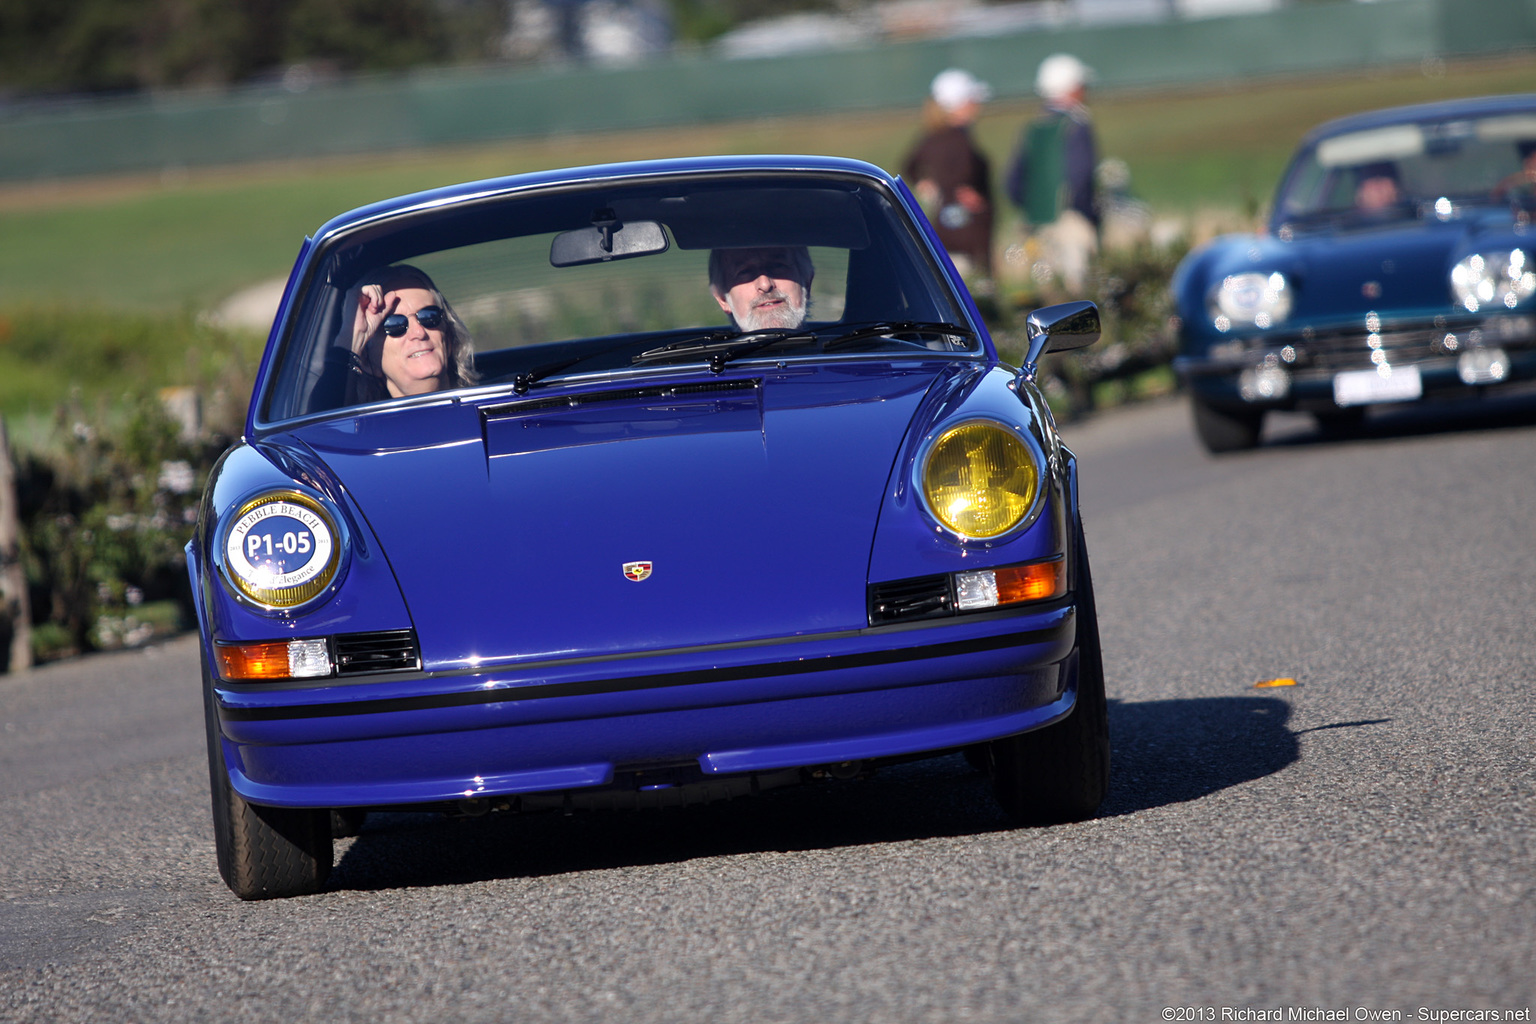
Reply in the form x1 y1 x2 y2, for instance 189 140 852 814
202 653 332 899
1192 395 1263 453
988 519 1111 823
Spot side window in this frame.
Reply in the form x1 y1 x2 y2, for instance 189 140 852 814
1277 156 1330 216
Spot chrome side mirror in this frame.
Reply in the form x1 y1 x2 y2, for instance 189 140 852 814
1020 300 1100 381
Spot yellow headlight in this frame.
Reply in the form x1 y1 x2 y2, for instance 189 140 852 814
922 421 1041 539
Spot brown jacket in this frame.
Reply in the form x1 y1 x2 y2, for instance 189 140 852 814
902 124 994 274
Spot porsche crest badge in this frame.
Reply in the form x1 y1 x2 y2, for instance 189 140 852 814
623 561 653 581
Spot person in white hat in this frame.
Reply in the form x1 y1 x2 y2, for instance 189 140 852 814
1005 54 1100 292
901 68 996 284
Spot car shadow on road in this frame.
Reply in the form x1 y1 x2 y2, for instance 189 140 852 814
1262 390 1536 450
325 694 1300 893
329 753 1016 892
1097 695 1297 818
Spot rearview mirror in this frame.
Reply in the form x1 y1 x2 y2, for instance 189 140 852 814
550 211 669 267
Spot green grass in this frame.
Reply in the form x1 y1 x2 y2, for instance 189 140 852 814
0 53 1528 418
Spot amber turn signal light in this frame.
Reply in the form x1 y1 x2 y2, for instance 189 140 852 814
954 557 1065 611
994 559 1066 604
216 639 331 681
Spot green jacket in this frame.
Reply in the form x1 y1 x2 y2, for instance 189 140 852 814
1005 105 1098 228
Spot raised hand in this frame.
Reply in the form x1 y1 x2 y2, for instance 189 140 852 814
350 284 399 355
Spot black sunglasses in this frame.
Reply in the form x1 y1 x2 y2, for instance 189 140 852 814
382 306 446 337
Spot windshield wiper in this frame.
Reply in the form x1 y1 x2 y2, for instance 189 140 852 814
629 320 975 373
630 328 817 373
699 321 975 371
821 321 977 350
506 320 977 396
509 334 665 394
512 353 595 395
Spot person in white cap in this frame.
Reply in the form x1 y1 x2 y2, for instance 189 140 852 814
901 68 996 284
1005 53 1099 292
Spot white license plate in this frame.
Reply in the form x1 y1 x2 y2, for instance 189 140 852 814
1333 365 1423 407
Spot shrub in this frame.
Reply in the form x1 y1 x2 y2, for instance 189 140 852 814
14 396 230 661
990 237 1188 421
0 304 259 665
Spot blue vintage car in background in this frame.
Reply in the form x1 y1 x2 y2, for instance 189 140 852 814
1173 95 1536 452
191 155 1108 899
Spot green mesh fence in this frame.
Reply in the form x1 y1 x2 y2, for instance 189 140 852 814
0 0 1528 182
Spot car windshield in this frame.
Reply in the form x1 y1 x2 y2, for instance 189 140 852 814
1274 111 1536 225
260 173 976 424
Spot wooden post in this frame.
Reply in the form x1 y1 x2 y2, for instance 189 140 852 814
0 418 32 672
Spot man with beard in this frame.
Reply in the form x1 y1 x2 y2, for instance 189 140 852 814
708 246 815 331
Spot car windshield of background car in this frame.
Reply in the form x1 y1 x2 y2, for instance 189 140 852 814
1276 114 1536 221
262 178 976 423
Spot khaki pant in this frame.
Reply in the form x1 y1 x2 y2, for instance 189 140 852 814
1027 210 1098 294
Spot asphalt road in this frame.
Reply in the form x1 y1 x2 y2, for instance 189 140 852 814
2 394 1533 1024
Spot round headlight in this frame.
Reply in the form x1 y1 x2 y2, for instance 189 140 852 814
920 421 1042 540
1450 249 1536 312
220 491 342 610
1212 272 1292 329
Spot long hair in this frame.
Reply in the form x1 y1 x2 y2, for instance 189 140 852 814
920 97 951 134
353 263 478 389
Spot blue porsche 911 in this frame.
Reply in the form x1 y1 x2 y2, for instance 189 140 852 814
192 155 1108 899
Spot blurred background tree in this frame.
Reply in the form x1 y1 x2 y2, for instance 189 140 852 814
0 0 510 95
0 0 857 96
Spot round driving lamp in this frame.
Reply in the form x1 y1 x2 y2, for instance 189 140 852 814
1211 271 1292 328
218 490 343 611
920 421 1042 540
1449 249 1536 312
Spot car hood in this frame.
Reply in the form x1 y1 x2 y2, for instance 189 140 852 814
1284 219 1461 321
284 363 950 671
1184 209 1529 333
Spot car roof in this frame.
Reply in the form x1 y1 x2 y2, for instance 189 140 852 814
309 154 898 246
1297 93 1536 147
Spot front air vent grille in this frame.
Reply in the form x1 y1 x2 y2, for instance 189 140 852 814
664 380 760 397
868 574 954 626
335 629 420 675
485 378 759 417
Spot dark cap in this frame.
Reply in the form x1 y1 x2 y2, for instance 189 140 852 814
1353 161 1399 182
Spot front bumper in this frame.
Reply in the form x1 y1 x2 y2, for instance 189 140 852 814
1174 312 1536 412
209 603 1080 809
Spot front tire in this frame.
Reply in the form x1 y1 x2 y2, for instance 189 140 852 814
988 525 1110 824
1313 407 1366 439
1191 395 1262 453
204 660 332 899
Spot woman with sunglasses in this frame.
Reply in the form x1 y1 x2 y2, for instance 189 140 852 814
344 264 477 404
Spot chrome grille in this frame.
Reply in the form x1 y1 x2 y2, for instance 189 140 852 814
1203 313 1536 377
1294 328 1443 373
